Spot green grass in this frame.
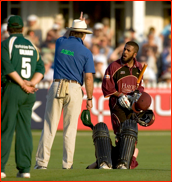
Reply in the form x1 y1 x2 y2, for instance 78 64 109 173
1 130 171 181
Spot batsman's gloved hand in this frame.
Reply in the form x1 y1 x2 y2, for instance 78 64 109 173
118 94 131 109
126 91 142 104
129 92 142 107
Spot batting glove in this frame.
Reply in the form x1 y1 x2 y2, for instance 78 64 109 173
127 92 142 107
118 95 131 109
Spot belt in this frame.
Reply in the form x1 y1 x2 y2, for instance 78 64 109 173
53 79 81 86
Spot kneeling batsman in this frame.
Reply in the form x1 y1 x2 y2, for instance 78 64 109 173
81 91 155 169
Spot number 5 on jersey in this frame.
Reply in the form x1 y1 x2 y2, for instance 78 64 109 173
21 57 31 78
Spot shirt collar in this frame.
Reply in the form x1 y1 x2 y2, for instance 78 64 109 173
10 33 23 38
120 58 139 68
69 36 83 45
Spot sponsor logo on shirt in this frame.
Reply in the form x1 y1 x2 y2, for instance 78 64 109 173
15 45 35 50
120 71 125 74
104 74 110 79
121 83 136 93
61 49 74 56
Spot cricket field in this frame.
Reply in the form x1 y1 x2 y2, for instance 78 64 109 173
1 130 171 181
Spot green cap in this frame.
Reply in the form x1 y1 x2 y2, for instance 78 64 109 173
8 15 23 28
81 110 94 129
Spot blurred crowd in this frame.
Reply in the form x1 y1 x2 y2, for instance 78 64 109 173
1 14 171 86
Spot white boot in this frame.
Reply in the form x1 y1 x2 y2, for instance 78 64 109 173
99 162 112 169
16 172 30 178
1 172 6 178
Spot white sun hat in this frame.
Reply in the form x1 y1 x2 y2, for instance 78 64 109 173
66 19 92 34
27 14 38 21
94 23 104 30
94 55 107 64
52 24 60 30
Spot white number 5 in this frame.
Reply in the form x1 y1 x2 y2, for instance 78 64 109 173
21 57 31 78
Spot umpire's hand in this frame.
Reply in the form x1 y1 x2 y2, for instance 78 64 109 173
86 100 93 110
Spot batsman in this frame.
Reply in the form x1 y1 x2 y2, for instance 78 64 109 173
82 41 155 169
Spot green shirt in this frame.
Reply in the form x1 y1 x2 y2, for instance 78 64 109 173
1 33 45 85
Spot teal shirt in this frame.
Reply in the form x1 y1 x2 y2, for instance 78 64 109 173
1 33 45 85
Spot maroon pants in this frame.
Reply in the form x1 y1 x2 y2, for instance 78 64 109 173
109 96 133 134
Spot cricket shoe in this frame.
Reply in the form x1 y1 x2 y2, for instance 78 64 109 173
34 165 47 169
63 165 73 169
16 172 30 178
117 164 127 169
1 172 6 178
99 162 112 169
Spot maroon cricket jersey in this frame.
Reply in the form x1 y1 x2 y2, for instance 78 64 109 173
102 58 144 98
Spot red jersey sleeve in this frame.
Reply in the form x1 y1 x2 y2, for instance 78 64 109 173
102 63 117 98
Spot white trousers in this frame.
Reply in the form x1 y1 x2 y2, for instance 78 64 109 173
35 81 83 169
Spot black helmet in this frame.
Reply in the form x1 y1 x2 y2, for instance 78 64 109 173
136 110 155 127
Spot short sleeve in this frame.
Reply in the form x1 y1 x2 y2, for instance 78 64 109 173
102 64 117 98
1 41 15 75
84 50 95 73
35 53 45 75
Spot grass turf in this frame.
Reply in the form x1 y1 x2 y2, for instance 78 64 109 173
1 130 171 181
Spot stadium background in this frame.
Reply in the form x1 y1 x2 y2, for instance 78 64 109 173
1 1 171 46
1 1 171 131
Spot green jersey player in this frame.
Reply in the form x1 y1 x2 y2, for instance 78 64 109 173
1 15 45 179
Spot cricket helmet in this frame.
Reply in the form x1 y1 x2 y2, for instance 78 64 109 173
136 110 155 127
132 92 152 113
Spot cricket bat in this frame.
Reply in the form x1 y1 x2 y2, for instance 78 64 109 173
136 64 148 88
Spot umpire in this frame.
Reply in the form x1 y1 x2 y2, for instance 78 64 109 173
1 15 45 178
34 12 95 170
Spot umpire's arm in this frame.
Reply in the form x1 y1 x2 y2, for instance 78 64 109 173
85 73 94 110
